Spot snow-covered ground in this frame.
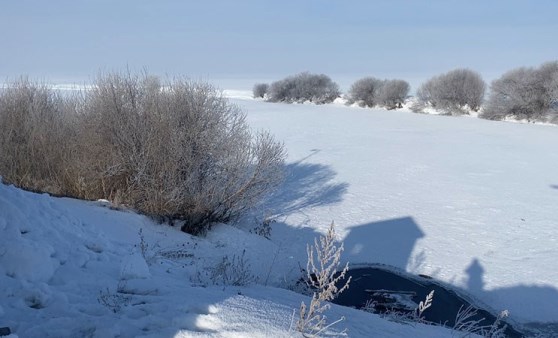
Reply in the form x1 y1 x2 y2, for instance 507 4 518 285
234 94 558 325
0 178 462 337
1 87 557 337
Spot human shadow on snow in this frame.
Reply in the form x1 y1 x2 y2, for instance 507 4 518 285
273 212 558 336
464 258 558 336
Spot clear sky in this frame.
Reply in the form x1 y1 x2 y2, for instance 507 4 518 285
1 0 557 89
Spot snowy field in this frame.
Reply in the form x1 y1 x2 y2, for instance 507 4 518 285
236 95 558 323
1 88 557 337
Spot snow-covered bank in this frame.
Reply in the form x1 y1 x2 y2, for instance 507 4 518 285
0 181 464 337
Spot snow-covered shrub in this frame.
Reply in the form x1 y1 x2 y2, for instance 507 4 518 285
346 77 410 109
297 222 351 336
253 83 269 98
482 61 558 122
414 69 486 114
77 72 286 234
267 72 340 104
0 78 76 195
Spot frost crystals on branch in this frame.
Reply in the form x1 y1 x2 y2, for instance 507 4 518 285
296 222 351 337
415 290 434 321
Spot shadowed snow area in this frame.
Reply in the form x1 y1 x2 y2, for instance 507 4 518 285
238 97 558 326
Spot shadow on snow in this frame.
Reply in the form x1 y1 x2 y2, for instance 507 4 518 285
248 155 558 336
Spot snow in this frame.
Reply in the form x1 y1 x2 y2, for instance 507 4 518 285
1 86 557 337
234 96 558 325
0 180 461 337
119 252 151 280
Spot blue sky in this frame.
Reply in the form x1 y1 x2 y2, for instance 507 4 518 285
1 0 557 89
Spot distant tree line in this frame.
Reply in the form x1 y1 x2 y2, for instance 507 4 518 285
254 73 410 109
254 60 558 124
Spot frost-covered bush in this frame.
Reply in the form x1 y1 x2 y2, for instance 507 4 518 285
0 78 76 195
297 222 351 336
482 61 558 122
0 73 286 235
346 77 384 107
415 69 486 114
376 79 410 109
346 77 410 109
267 72 340 104
78 72 286 234
253 83 269 98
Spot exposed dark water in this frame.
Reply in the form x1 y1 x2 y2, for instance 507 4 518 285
331 266 526 338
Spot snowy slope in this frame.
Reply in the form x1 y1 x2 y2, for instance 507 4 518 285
0 181 462 337
234 96 558 325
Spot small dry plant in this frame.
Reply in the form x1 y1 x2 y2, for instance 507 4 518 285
415 290 434 322
452 305 509 338
97 280 132 313
209 249 255 287
296 222 351 337
135 228 194 266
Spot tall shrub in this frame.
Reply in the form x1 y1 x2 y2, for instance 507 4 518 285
0 78 76 194
78 73 286 233
0 73 286 235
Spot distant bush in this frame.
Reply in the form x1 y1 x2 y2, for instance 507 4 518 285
253 83 269 98
482 61 558 122
346 77 410 109
346 77 384 108
376 79 411 109
0 73 286 235
266 72 340 104
415 69 486 115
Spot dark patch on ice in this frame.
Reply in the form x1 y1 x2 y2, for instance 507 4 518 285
332 266 525 338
